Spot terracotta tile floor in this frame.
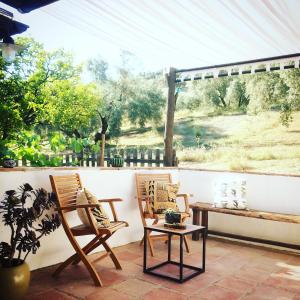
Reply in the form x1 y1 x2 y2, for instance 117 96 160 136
26 237 300 300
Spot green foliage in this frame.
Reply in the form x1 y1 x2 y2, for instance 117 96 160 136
87 58 108 82
224 79 249 110
181 69 300 126
245 72 286 114
0 37 103 166
11 132 65 166
0 184 60 266
88 52 165 139
46 80 100 138
0 37 80 142
127 80 165 127
184 77 232 110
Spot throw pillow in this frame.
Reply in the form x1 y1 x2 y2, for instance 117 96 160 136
145 180 179 214
76 189 110 228
226 180 247 209
213 180 247 210
213 181 229 209
145 180 156 213
76 190 90 225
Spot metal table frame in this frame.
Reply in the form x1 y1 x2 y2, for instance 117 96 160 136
143 225 207 283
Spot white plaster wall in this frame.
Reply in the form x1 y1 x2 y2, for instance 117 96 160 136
179 169 300 245
1 168 299 271
0 168 179 270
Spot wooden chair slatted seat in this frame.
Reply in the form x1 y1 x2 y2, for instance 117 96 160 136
50 173 128 286
135 173 192 256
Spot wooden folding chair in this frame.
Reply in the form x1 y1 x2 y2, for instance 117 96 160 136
50 173 128 286
135 173 192 256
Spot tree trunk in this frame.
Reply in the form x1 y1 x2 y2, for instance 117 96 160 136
164 67 176 166
220 97 227 108
100 134 105 167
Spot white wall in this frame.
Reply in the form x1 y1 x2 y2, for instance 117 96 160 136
0 167 299 271
179 169 300 245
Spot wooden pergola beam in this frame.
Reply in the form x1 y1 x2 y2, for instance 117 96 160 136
164 67 176 166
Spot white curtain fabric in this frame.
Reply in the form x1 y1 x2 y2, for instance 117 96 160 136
30 0 300 69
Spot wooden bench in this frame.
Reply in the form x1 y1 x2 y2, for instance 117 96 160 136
190 202 300 251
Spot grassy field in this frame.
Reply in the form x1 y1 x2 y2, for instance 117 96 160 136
118 110 300 175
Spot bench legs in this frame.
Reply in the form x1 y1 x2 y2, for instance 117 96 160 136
192 209 208 241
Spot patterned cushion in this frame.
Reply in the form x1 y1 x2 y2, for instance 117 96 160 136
145 180 179 214
76 189 110 228
213 180 248 210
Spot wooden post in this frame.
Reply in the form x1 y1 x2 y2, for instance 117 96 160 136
100 134 105 167
107 146 111 167
155 149 160 167
126 149 130 167
133 148 138 167
91 152 95 167
148 149 152 167
164 67 176 166
192 208 201 241
72 153 76 165
140 149 145 167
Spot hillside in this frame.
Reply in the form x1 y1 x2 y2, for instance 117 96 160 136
118 110 300 175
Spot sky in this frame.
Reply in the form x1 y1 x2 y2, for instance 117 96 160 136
1 1 128 71
2 0 300 73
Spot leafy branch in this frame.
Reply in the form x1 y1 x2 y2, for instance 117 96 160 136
0 184 60 267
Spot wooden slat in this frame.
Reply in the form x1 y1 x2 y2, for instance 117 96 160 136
55 177 79 183
50 174 82 210
147 149 152 167
190 202 300 224
91 153 96 167
133 149 138 167
56 184 79 190
107 147 111 165
59 193 78 201
22 157 27 167
60 197 77 204
55 179 80 185
53 175 78 181
56 186 78 193
126 149 130 167
60 196 77 203
86 154 90 167
135 173 171 200
140 150 145 167
155 149 160 167
60 199 76 209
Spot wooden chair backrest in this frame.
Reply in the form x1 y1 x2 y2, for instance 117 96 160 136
50 173 82 213
135 173 172 202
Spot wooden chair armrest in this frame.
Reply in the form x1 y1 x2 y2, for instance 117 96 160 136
58 204 99 210
98 198 123 222
176 193 192 214
98 198 123 203
177 193 193 198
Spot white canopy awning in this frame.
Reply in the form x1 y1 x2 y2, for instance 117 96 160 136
9 0 300 70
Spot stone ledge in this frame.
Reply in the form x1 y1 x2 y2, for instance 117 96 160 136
0 166 300 178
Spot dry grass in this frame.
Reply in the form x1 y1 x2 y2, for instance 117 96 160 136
119 110 300 174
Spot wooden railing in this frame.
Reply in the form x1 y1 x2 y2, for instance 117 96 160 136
15 148 178 167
